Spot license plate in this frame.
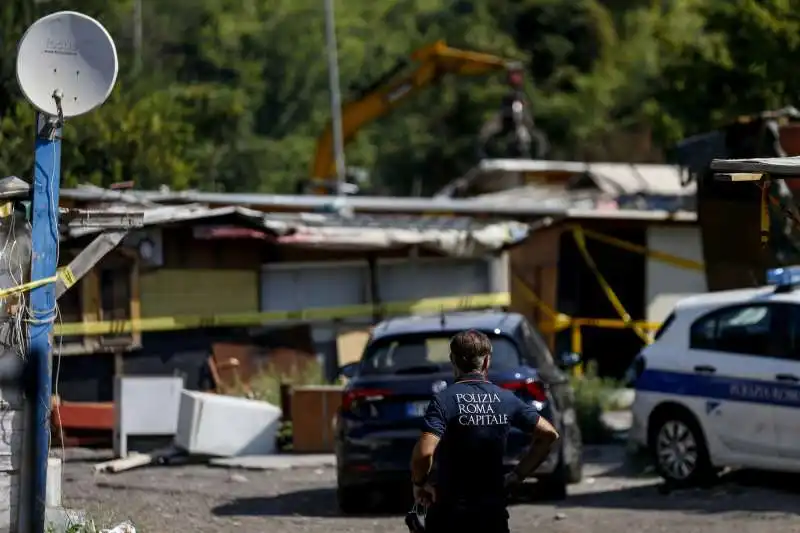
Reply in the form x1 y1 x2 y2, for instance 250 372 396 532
407 401 428 417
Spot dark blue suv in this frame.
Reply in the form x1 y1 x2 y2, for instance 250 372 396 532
334 311 583 513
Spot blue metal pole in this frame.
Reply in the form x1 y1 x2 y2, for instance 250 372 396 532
28 112 62 532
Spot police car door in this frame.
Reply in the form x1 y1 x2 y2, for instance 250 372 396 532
771 303 800 463
689 302 788 465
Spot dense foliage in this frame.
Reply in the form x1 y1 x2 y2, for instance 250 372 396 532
1 0 799 195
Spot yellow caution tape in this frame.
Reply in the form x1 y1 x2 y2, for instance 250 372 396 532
54 292 511 336
0 275 58 299
571 227 651 343
0 266 80 300
570 225 704 271
0 203 12 218
510 275 571 332
510 224 682 349
57 266 76 289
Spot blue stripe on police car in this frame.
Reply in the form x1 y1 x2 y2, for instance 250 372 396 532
636 369 800 409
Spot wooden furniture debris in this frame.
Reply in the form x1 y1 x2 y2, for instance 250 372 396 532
51 395 114 447
210 342 256 393
291 385 344 453
336 329 370 367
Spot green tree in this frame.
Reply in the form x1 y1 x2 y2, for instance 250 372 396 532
1 0 798 195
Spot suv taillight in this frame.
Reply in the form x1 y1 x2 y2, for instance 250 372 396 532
341 388 391 412
500 379 547 402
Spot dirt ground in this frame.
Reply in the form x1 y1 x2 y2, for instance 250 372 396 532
61 446 800 533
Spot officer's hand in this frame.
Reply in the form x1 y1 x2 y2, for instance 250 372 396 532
413 483 436 506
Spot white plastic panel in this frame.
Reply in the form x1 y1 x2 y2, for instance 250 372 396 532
114 376 184 458
174 390 282 457
645 226 707 323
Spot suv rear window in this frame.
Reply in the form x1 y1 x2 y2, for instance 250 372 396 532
359 333 521 375
653 312 676 342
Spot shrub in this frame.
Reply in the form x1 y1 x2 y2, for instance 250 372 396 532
570 361 622 444
219 359 330 405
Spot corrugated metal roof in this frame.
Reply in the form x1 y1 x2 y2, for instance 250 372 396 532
63 203 534 257
60 186 698 220
467 159 695 196
66 204 268 238
436 159 696 198
475 183 603 210
60 187 565 217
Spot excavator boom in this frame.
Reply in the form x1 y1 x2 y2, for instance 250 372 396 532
310 40 520 193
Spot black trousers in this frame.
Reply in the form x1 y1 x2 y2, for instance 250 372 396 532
426 504 510 533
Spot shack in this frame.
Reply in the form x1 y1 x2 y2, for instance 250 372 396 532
55 190 527 442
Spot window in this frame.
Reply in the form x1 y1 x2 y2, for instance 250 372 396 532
786 305 800 358
360 334 521 375
653 312 675 342
97 255 134 346
689 304 785 357
519 319 554 367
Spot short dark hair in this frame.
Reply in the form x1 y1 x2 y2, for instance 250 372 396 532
450 330 492 373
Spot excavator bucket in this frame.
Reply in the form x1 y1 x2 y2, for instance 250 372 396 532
675 108 800 291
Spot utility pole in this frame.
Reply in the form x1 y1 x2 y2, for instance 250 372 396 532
15 12 143 531
323 0 346 196
26 108 63 533
133 0 143 74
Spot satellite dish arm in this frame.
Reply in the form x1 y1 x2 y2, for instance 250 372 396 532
39 89 65 140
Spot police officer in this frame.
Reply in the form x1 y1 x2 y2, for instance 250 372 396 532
409 330 560 533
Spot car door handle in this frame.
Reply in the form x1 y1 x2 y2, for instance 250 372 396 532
693 365 716 374
776 373 800 383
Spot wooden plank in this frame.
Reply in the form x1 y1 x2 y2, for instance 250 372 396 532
93 452 152 474
53 402 114 430
129 258 141 348
93 446 182 474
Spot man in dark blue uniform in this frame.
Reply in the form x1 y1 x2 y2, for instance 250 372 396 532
409 330 560 533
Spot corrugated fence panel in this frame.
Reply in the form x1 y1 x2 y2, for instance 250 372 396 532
141 269 258 317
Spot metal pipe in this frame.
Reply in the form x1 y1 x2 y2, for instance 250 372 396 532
323 0 347 195
133 0 143 74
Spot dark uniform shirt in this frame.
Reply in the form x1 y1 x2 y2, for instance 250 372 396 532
420 372 541 513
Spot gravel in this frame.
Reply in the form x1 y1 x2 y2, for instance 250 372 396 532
61 446 800 533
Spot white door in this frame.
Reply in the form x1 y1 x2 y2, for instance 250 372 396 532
260 263 370 346
687 302 786 466
260 264 369 312
771 303 800 464
377 259 489 302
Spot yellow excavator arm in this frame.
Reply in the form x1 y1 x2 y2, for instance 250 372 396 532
310 40 519 193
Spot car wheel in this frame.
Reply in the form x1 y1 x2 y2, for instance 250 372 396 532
649 409 714 487
566 454 583 484
537 454 568 500
337 486 369 514
564 436 583 484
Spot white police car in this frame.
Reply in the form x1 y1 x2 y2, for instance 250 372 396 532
630 266 800 486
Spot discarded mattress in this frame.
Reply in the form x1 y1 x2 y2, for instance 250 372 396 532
175 390 282 457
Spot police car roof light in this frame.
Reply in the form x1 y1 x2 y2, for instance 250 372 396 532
766 266 800 292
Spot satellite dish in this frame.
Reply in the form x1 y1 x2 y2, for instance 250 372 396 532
16 11 118 118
